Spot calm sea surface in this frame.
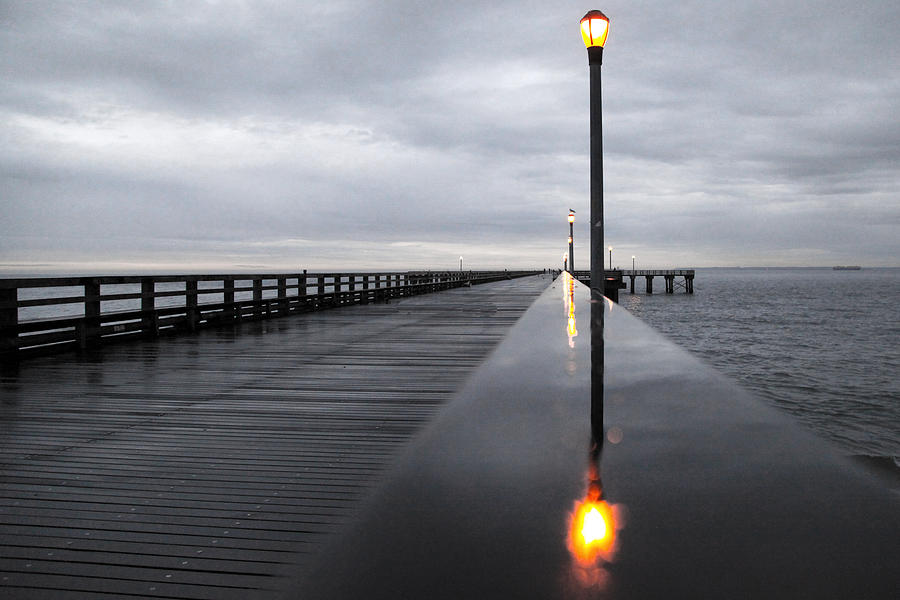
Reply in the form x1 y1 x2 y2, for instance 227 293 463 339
621 268 899 463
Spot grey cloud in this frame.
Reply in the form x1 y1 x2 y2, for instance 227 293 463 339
1 0 898 272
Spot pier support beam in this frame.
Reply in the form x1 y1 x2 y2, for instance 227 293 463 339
644 275 654 294
629 275 635 293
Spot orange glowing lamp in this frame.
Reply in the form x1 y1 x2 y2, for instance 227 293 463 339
580 10 609 49
568 211 576 224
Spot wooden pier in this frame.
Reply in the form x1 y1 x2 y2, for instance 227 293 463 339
0 275 550 599
0 270 538 360
573 269 695 294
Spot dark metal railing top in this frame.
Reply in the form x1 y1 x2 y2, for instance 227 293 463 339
0 270 540 359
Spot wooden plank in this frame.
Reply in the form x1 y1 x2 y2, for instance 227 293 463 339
0 275 551 599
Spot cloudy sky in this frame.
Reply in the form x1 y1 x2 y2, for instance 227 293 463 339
2 0 898 273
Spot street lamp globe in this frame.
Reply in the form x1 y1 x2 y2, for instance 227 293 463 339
580 10 610 49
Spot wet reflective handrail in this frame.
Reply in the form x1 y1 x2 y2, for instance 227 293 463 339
295 273 898 599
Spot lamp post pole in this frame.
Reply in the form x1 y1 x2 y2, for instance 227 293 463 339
568 210 576 274
582 9 609 437
459 256 463 271
608 246 613 270
632 255 635 271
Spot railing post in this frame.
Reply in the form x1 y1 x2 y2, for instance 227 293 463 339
78 280 101 349
0 287 18 358
317 274 326 309
224 279 236 320
299 270 308 311
253 278 263 318
186 280 199 331
278 277 287 315
141 278 158 337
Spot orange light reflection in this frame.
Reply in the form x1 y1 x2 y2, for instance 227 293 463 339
565 273 577 347
566 439 624 590
569 498 616 565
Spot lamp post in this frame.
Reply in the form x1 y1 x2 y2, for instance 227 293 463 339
608 246 613 270
632 255 635 271
563 251 569 273
568 209 576 274
582 9 609 437
459 256 463 271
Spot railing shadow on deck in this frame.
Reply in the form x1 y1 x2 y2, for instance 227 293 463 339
0 270 541 360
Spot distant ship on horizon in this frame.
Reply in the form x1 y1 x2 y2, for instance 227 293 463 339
833 265 862 270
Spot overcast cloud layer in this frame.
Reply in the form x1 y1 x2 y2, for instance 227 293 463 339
2 0 898 272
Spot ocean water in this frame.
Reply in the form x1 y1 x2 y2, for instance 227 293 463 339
621 268 899 465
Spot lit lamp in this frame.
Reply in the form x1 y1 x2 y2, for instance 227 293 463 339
568 209 576 274
582 9 609 437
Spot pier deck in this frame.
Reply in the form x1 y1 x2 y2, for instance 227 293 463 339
0 274 550 599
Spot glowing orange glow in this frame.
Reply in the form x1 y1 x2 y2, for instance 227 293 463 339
568 212 575 224
580 11 609 48
569 498 617 565
568 236 573 244
581 506 607 543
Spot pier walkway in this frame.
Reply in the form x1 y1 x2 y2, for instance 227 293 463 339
0 274 550 599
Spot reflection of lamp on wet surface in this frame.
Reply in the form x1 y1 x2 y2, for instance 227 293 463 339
568 437 621 589
566 275 578 347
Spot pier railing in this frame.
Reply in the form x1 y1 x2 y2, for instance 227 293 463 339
0 270 539 359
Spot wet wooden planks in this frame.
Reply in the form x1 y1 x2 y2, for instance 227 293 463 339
0 275 550 599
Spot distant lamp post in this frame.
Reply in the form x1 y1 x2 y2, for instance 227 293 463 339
568 209 576 273
632 255 635 271
608 246 613 270
582 9 609 438
564 251 569 272
459 256 463 271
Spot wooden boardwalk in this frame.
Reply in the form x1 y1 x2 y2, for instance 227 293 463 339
0 275 550 599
